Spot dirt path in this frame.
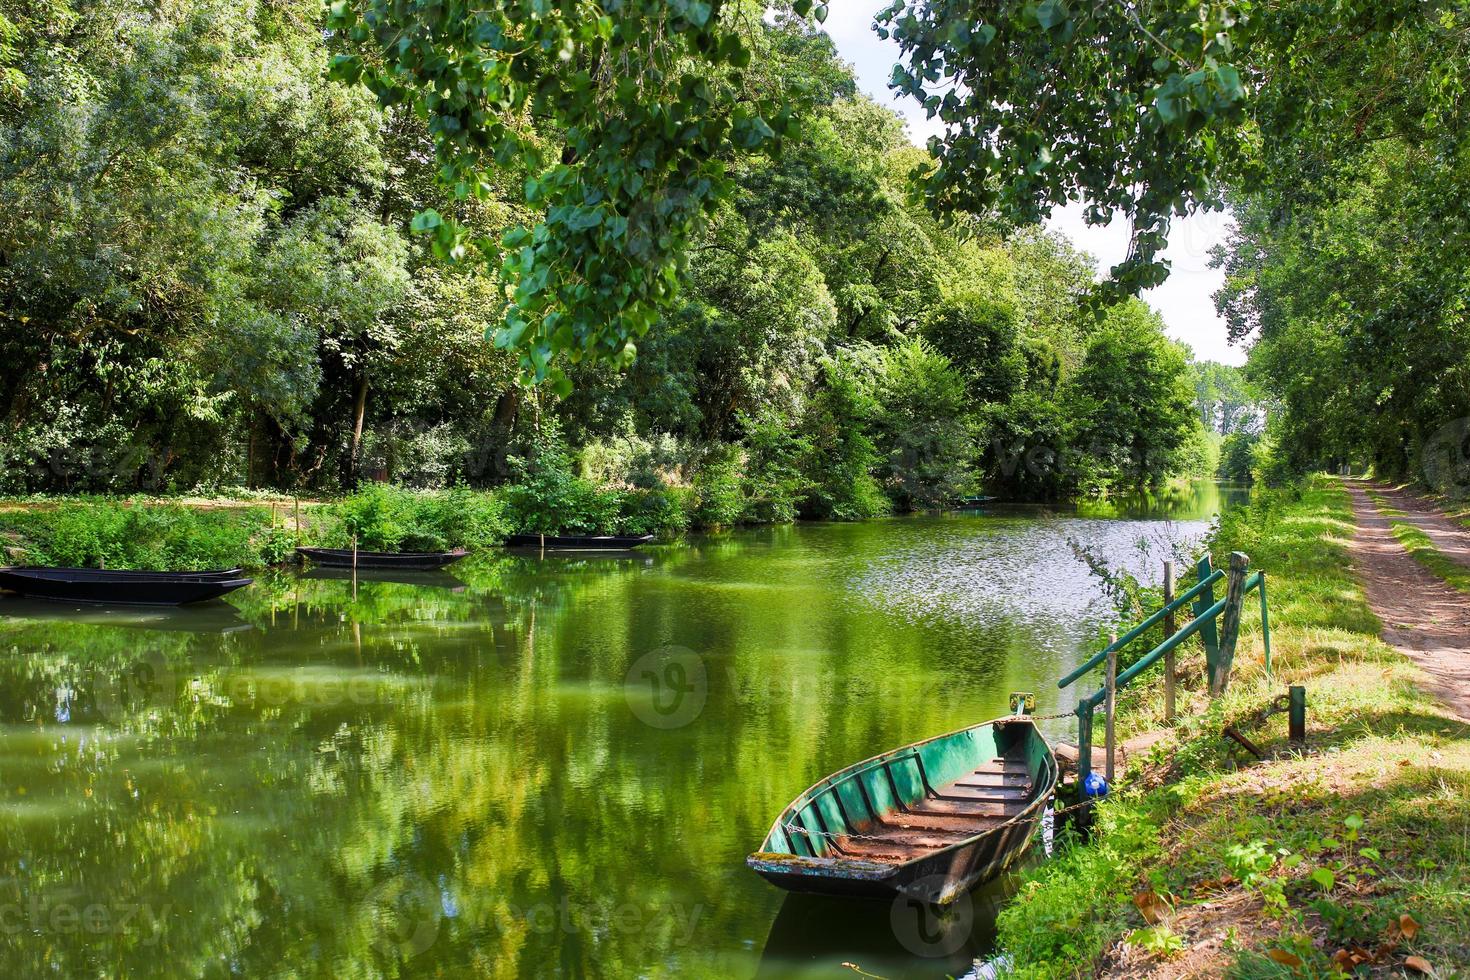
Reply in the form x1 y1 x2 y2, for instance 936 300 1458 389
1362 481 1470 570
1345 479 1470 720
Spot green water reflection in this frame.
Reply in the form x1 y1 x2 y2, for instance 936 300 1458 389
0 482 1243 977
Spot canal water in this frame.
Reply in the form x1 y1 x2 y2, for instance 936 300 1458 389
0 482 1243 977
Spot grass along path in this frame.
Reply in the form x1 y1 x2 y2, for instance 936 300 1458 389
993 477 1470 978
1368 491 1470 595
1348 481 1470 722
1365 482 1470 590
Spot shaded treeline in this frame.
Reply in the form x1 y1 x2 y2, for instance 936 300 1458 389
0 1 1226 512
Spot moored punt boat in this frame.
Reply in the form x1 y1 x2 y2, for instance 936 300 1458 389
505 533 654 551
953 495 997 508
295 547 468 570
0 567 253 606
747 715 1056 905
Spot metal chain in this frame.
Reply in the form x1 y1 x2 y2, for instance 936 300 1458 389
1051 796 1096 817
782 822 899 845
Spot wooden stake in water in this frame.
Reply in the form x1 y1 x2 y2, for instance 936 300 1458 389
293 497 301 547
1163 560 1177 724
1105 634 1118 784
351 533 359 600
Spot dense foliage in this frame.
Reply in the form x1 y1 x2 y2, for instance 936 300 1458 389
878 0 1467 491
0 501 296 570
0 0 1219 523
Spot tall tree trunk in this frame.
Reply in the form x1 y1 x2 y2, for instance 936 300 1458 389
348 372 369 488
246 414 256 489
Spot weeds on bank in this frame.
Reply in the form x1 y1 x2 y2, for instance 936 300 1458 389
996 477 1470 977
0 499 299 570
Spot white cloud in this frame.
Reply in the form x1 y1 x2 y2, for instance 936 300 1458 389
818 1 1247 365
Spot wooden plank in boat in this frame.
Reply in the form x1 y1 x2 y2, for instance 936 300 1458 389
905 798 1023 818
877 812 1007 835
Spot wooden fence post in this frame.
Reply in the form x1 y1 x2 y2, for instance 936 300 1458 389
1104 635 1118 783
1213 552 1251 697
1163 560 1177 724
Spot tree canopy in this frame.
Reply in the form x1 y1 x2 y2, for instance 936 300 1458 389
1 0 1215 507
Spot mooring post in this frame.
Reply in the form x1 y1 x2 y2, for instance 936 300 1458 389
1214 552 1251 696
1076 702 1093 787
1163 560 1177 724
1104 636 1118 784
1194 554 1220 683
1289 685 1306 744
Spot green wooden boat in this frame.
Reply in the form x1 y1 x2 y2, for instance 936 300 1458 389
747 716 1056 905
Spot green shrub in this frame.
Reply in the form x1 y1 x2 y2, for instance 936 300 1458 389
0 501 288 570
873 338 977 510
691 445 745 528
739 410 810 525
317 483 505 551
1218 430 1260 483
619 487 693 536
799 354 889 521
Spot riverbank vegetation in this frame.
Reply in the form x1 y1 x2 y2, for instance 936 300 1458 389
995 477 1470 975
0 0 1249 514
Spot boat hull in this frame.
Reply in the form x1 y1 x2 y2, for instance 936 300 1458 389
295 547 467 570
505 533 653 551
747 717 1055 905
0 568 253 606
747 808 1041 904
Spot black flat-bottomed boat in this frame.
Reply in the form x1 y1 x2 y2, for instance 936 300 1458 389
747 715 1056 905
0 567 253 606
295 547 468 570
505 533 654 551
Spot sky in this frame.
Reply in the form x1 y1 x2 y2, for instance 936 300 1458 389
818 3 1246 366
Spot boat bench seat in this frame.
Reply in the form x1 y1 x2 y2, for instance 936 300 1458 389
832 757 1033 863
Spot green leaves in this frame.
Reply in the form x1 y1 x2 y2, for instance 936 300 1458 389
876 0 1257 298
331 0 798 389
1035 0 1069 32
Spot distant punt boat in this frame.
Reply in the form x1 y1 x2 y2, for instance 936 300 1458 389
953 495 997 508
504 533 654 551
747 715 1056 905
295 547 468 571
0 567 253 606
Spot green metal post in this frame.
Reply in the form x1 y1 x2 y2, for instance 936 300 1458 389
1194 555 1219 681
1259 573 1273 681
1289 685 1306 744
